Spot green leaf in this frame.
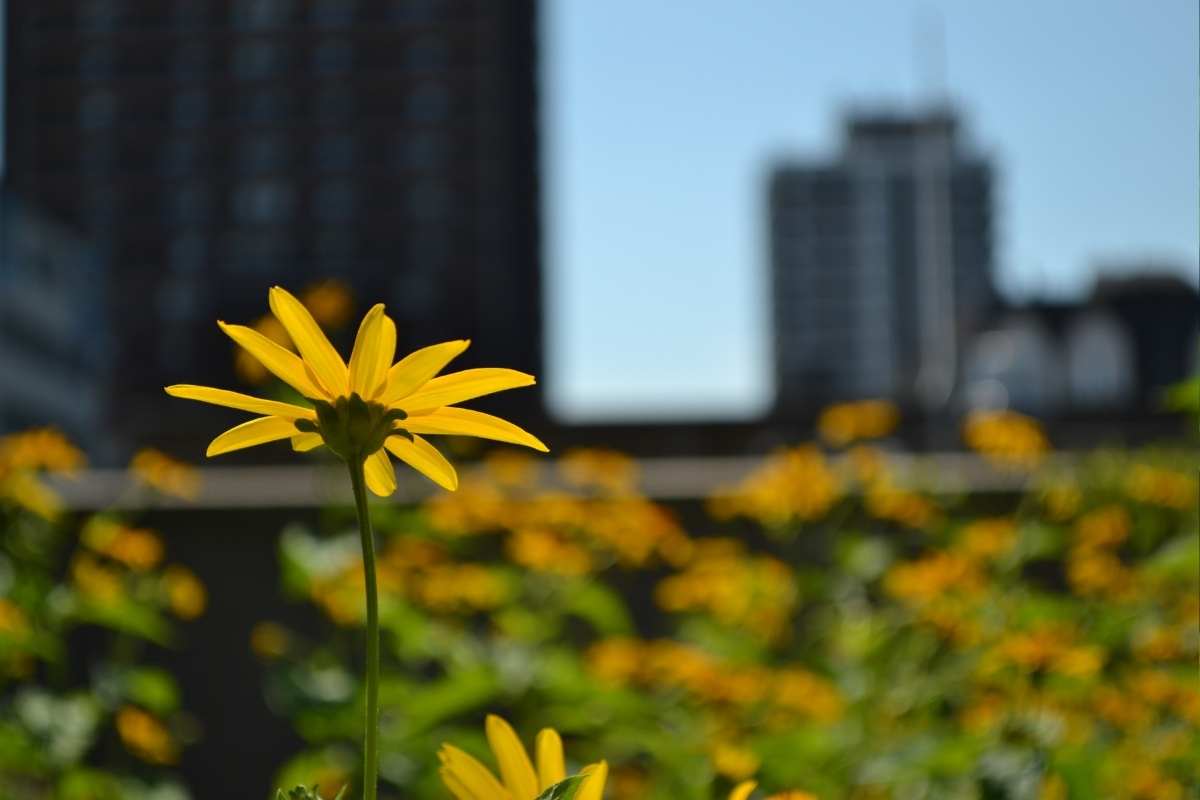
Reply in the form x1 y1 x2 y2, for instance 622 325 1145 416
535 775 588 800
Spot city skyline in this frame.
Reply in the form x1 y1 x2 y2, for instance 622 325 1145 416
545 0 1199 422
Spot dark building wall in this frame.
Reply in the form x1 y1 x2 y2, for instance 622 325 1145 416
5 0 541 456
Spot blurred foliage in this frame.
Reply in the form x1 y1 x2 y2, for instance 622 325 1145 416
259 407 1200 799
0 430 203 799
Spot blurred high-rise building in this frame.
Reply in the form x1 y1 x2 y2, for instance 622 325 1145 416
769 107 994 414
4 0 541 455
0 192 111 450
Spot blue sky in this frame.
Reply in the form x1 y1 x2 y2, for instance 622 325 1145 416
541 1 1199 421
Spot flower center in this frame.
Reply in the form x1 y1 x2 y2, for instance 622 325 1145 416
295 394 408 461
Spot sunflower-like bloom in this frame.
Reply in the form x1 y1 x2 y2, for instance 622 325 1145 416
438 715 606 800
439 716 765 800
166 286 546 495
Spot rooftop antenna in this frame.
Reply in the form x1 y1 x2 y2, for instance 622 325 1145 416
914 7 948 107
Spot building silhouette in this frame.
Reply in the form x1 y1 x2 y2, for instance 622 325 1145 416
769 107 994 414
4 0 541 456
0 192 110 450
963 271 1199 416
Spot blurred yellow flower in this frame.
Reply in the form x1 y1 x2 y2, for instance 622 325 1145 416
846 444 889 485
162 565 207 619
70 554 125 604
655 539 796 641
0 469 63 519
587 638 843 724
82 519 164 571
0 599 29 637
301 278 355 330
957 517 1017 561
1038 774 1067 800
962 410 1048 469
817 399 899 446
711 445 842 526
411 564 509 613
0 428 85 519
0 427 85 474
484 450 542 488
865 482 940 529
1125 464 1198 510
115 705 178 765
1041 482 1082 520
710 741 760 780
885 551 983 604
250 621 291 660
439 714 606 800
507 528 593 576
1074 506 1130 549
168 285 545 495
130 448 201 501
994 626 1104 677
560 448 640 494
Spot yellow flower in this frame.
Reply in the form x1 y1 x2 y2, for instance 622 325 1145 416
301 278 355 329
115 705 178 765
249 621 290 659
1126 464 1198 509
0 469 63 519
962 410 1048 469
167 286 546 495
710 742 760 780
439 714 606 800
958 517 1017 561
0 427 86 474
129 448 201 501
82 519 164 571
162 565 207 619
0 599 29 637
817 400 899 446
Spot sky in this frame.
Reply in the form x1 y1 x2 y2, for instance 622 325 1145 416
540 0 1200 422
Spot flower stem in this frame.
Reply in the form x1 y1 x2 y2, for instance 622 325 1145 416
347 457 379 800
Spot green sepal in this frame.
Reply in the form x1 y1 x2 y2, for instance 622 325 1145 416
535 775 588 800
305 393 406 461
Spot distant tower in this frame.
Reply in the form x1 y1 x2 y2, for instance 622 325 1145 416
769 107 994 413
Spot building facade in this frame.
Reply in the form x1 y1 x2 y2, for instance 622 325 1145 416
0 192 110 450
4 0 541 454
769 108 994 413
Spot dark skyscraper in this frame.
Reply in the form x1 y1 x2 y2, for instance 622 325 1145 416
769 108 994 414
5 0 541 454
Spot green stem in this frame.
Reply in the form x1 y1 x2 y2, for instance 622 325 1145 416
348 457 380 800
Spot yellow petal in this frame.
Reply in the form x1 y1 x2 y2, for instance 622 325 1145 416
364 449 397 497
534 729 566 791
441 769 482 800
577 761 608 800
206 416 297 457
348 304 396 399
218 321 326 399
381 340 471 404
291 433 323 452
730 781 758 800
165 384 314 421
486 715 539 800
268 285 347 397
385 434 458 491
402 407 547 452
398 368 535 412
438 745 512 800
